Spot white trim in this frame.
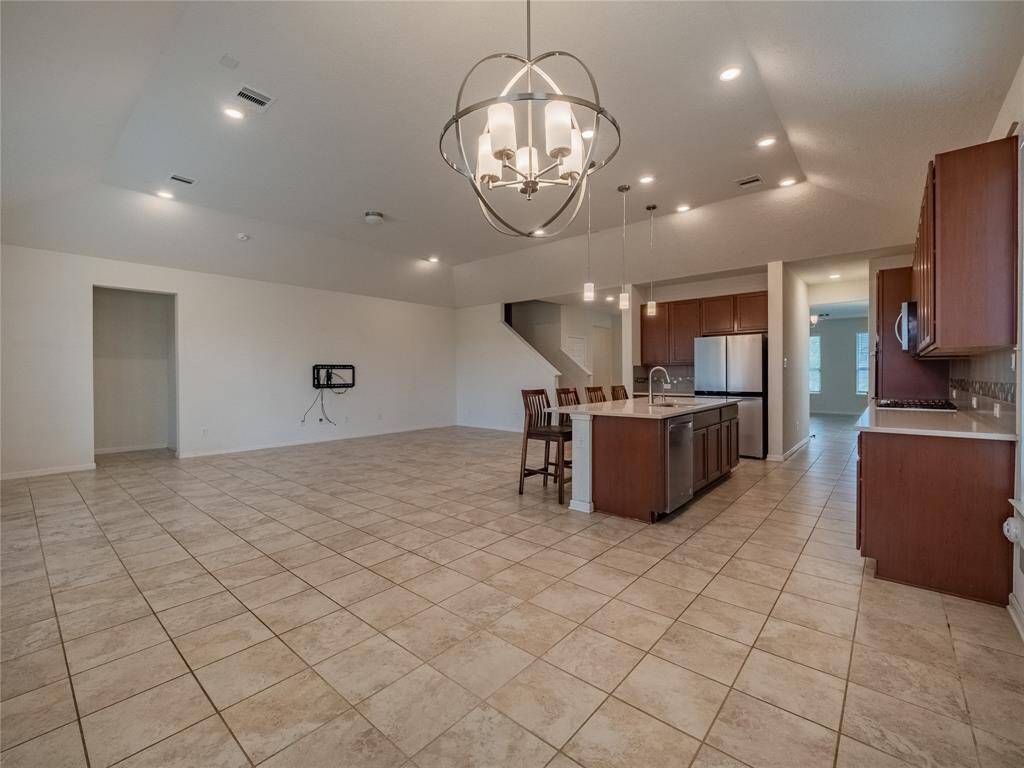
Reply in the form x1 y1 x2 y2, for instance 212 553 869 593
2 462 97 480
175 423 458 459
1009 591 1024 644
95 443 169 455
768 435 811 462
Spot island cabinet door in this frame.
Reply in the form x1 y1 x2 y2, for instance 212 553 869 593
720 419 732 473
693 428 708 490
729 419 740 468
706 423 722 481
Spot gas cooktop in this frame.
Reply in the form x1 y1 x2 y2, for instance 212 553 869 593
876 399 958 412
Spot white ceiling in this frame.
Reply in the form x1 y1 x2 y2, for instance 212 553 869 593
811 301 869 320
2 2 1022 303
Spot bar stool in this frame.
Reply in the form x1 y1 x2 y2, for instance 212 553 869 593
585 386 607 403
518 389 572 504
555 387 581 422
611 385 629 400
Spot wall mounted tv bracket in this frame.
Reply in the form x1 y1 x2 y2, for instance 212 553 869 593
313 364 355 389
302 364 356 425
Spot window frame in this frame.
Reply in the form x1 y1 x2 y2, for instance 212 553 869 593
855 330 870 396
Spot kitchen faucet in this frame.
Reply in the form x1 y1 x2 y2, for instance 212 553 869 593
649 366 670 405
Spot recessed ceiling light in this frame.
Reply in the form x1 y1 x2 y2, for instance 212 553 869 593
223 107 244 120
236 232 250 241
581 129 594 139
533 229 545 236
639 175 655 184
427 255 440 263
676 204 691 213
829 273 841 280
155 190 174 199
756 136 777 148
779 177 797 187
719 67 742 82
605 295 615 302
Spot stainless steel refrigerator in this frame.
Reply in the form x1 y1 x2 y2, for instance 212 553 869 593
694 333 767 459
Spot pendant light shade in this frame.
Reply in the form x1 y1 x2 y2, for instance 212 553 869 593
476 134 502 183
544 101 573 159
486 103 517 159
646 204 658 317
582 187 594 301
618 184 631 311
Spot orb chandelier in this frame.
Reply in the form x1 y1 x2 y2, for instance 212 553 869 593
439 0 621 238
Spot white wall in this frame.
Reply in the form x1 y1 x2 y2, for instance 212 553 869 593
782 264 810 456
1 245 456 478
93 287 176 453
454 304 559 433
810 317 869 416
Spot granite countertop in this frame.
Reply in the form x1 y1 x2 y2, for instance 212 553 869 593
855 402 1017 441
547 397 739 420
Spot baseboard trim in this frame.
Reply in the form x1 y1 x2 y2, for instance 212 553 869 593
176 423 459 459
1009 592 1024 644
95 443 169 455
767 435 811 462
2 462 97 480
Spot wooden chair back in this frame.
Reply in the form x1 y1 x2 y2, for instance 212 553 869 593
610 385 629 401
555 387 580 426
521 389 552 430
585 386 607 403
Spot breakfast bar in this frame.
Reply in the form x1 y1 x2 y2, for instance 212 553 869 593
548 396 740 523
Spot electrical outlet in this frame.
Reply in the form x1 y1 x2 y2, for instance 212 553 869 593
994 402 1001 418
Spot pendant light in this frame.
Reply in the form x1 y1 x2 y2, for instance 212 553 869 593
645 204 657 316
617 184 630 310
583 187 595 301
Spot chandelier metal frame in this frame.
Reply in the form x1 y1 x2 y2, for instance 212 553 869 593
439 1 621 238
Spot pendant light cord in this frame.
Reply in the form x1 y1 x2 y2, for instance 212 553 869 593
649 208 655 302
586 186 592 282
621 188 627 291
526 0 531 60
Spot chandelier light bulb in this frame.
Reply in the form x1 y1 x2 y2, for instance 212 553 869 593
581 128 594 139
583 282 595 301
544 101 573 159
476 133 501 183
516 146 540 177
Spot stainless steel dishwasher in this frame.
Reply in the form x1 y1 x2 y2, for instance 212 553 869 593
664 415 694 516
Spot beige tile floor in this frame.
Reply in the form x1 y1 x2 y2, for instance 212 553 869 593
2 415 1022 767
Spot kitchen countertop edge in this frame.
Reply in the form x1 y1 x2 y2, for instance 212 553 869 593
855 403 1017 442
547 397 740 421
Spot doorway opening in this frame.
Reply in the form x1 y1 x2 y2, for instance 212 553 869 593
93 287 178 457
808 302 869 416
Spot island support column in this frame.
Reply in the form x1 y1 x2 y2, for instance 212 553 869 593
568 412 593 513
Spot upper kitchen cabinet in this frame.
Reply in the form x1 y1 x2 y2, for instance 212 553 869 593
700 295 735 335
913 136 1018 357
640 302 670 365
668 300 700 364
734 292 769 333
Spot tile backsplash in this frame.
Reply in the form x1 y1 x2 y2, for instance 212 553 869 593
950 349 1016 404
633 364 695 395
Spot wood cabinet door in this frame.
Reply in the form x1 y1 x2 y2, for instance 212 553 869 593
734 292 768 332
692 428 708 490
730 419 740 468
929 137 1017 354
720 419 731 472
700 296 735 335
668 300 700 364
917 162 936 353
640 305 670 365
706 423 722 481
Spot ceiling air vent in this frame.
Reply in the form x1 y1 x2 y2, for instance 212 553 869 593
734 174 764 190
235 85 274 113
169 174 195 185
